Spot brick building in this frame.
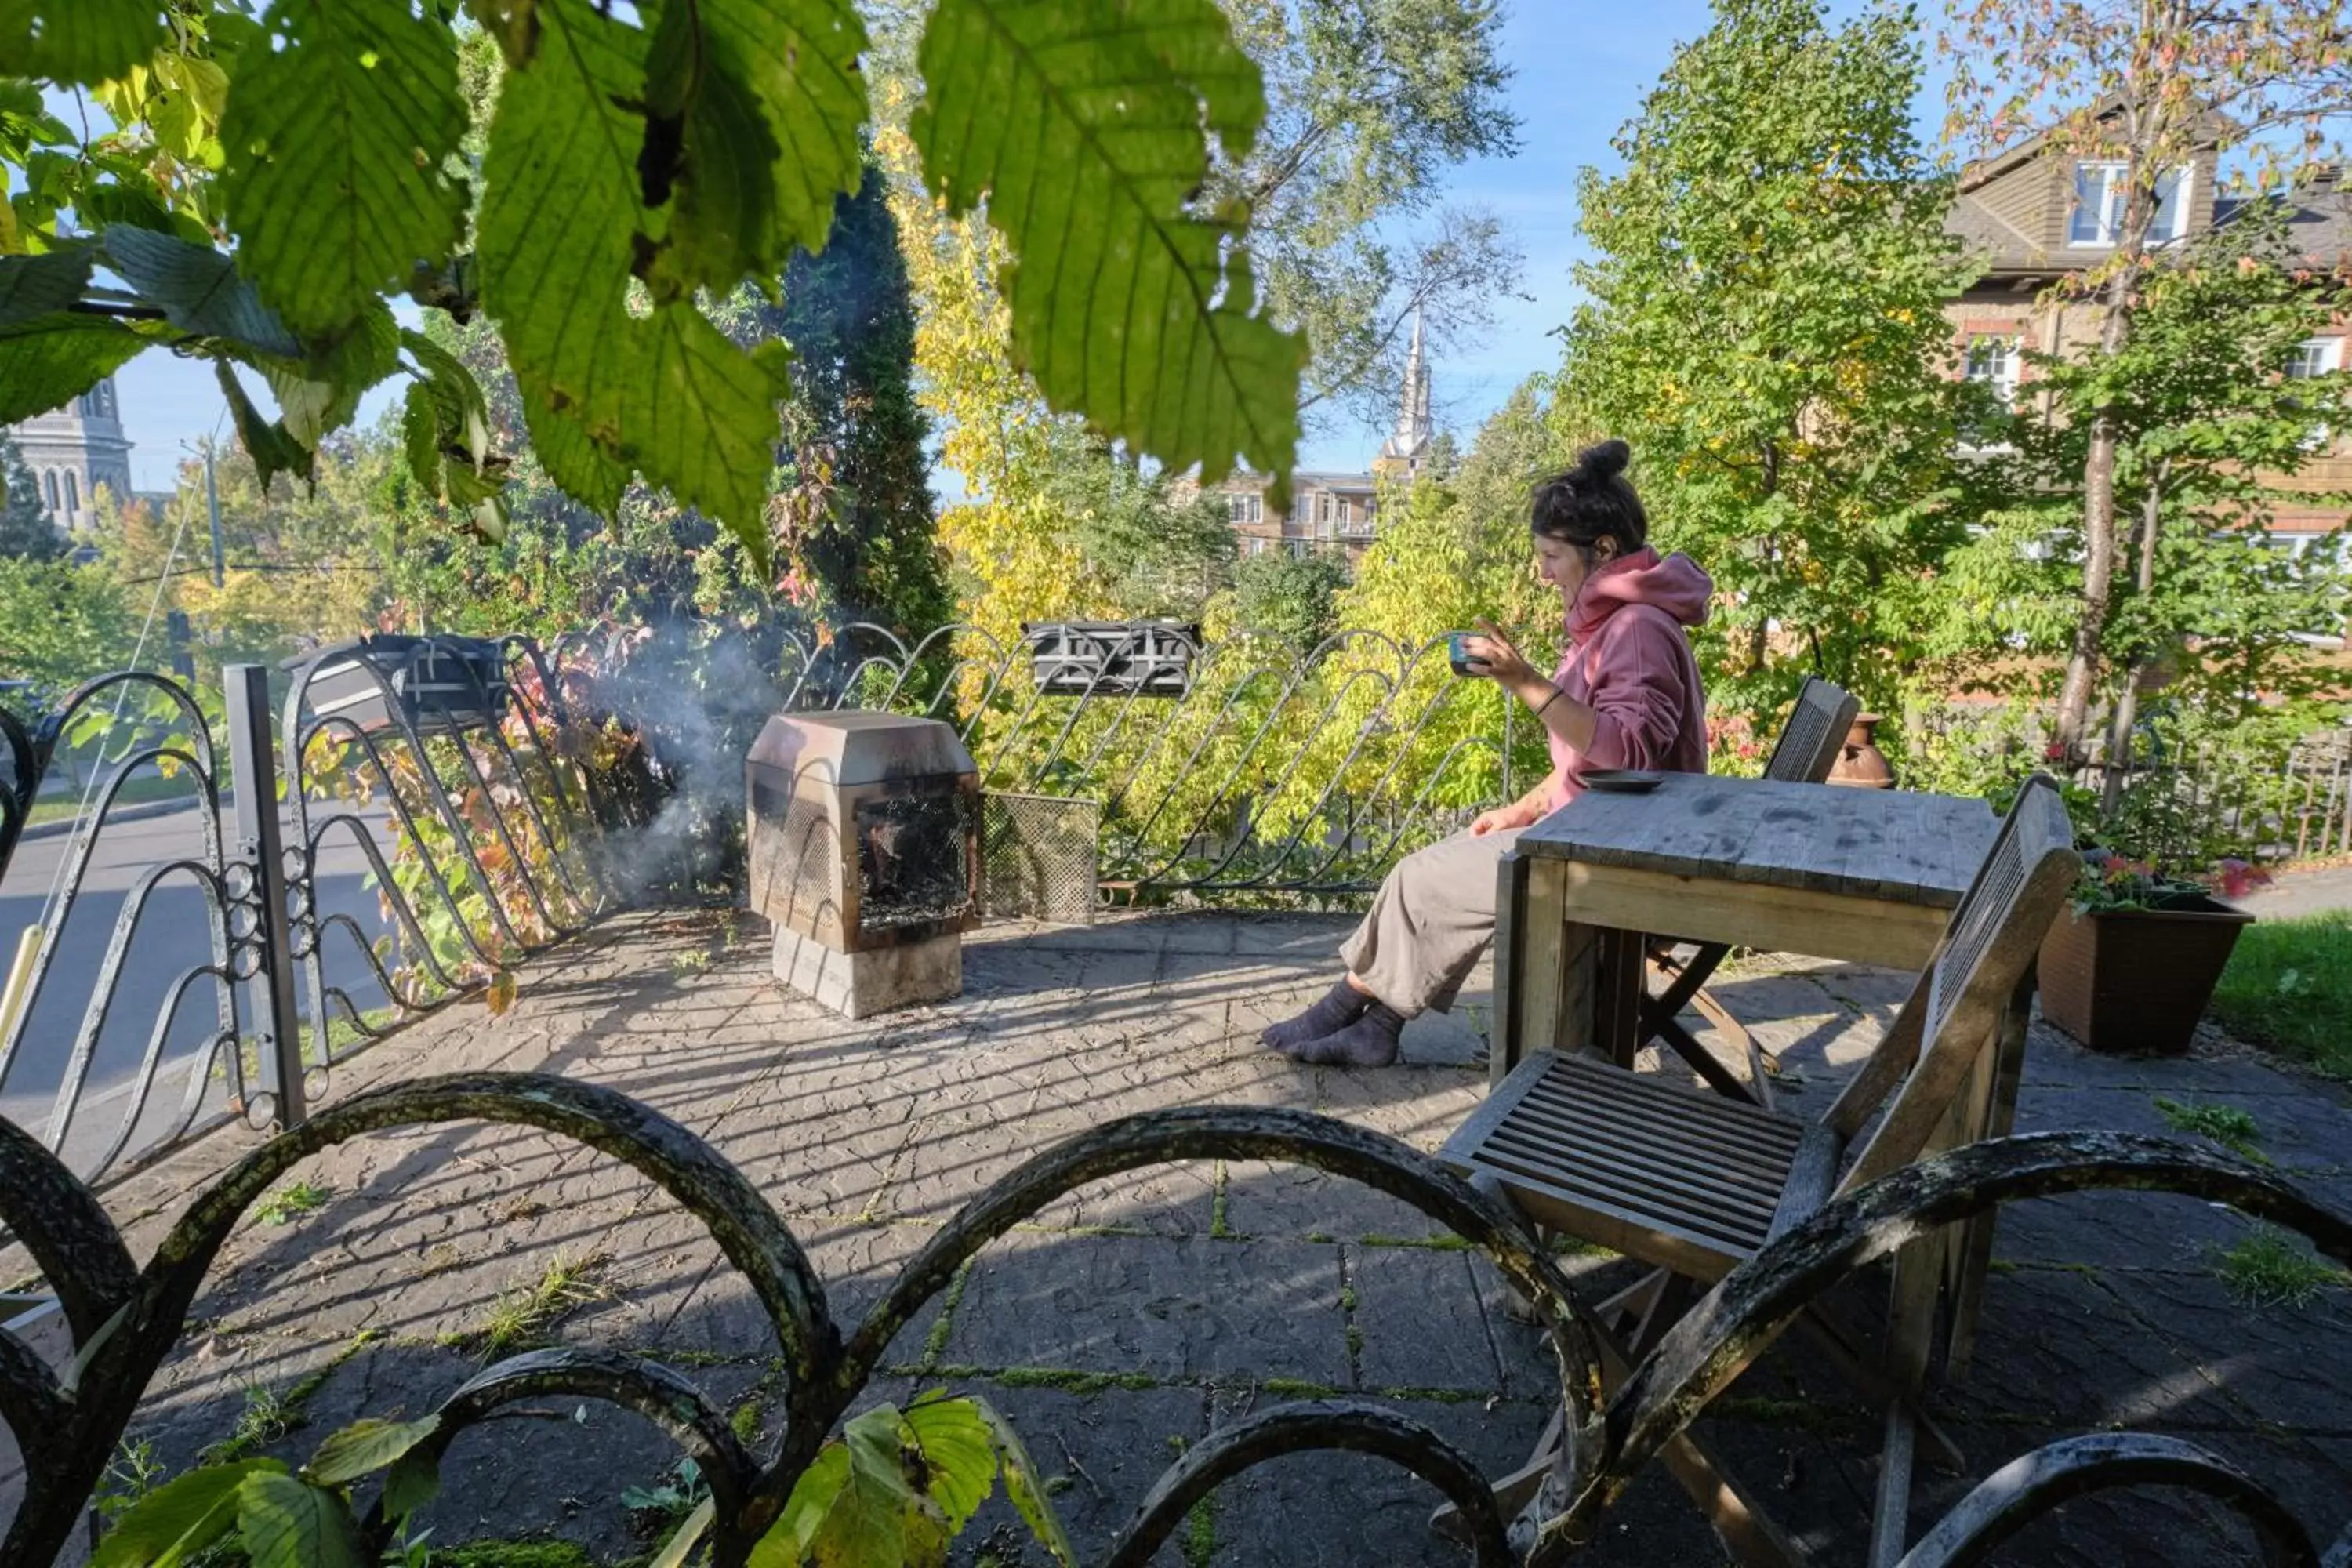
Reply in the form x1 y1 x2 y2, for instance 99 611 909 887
1181 309 1438 564
1944 117 2352 552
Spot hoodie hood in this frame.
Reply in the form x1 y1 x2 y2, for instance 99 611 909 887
1566 546 1713 644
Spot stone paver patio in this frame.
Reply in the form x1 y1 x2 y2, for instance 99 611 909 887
9 908 2352 1565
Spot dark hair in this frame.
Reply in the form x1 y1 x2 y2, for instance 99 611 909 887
1530 439 1647 554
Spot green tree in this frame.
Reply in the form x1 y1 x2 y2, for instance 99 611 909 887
1213 0 1523 430
718 159 946 633
1232 549 1351 652
1050 442 1236 622
0 558 136 697
1926 207 2352 808
1946 0 2352 760
0 437 64 561
1559 0 1980 727
1 0 1305 576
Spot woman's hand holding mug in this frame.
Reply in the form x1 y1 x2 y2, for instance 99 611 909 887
1461 619 1537 688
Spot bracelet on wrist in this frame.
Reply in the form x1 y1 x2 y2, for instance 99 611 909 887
1532 685 1564 718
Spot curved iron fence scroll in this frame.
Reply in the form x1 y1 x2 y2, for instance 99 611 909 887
0 637 613 1189
5 1080 2350 1566
775 621 1536 897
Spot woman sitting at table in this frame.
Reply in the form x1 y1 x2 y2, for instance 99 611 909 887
1263 438 1712 1068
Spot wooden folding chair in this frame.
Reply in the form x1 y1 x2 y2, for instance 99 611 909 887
1439 775 2078 1566
1641 676 1860 1106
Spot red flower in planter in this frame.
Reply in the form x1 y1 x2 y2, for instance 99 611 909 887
2209 858 2274 901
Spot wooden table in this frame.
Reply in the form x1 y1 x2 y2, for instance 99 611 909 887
1477 775 2016 1562
1491 773 2000 1083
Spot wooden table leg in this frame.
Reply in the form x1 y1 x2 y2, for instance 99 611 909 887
1592 926 1646 1069
1869 1234 1944 1568
1492 848 1532 1088
1432 1281 1813 1567
1502 856 1600 1079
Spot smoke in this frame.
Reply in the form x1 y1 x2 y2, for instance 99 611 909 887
581 621 785 907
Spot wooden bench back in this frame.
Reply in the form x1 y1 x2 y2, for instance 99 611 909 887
1831 776 2079 1190
1762 677 1861 786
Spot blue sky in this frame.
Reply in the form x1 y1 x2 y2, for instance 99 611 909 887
103 0 1938 492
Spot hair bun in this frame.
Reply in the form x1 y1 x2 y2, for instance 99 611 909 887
1575 439 1631 481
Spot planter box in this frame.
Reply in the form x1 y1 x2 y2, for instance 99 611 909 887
1025 621 1199 697
2038 894 2254 1056
297 634 510 737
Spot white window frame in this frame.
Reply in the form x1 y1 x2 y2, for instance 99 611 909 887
2288 336 2343 450
1965 335 2021 408
2070 162 2192 248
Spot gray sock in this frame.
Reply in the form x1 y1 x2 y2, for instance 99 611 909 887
1287 1000 1406 1068
1261 978 1374 1051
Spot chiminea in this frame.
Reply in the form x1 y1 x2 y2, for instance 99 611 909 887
746 711 981 1018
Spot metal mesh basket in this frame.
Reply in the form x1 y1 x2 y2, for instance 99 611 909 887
983 793 1098 924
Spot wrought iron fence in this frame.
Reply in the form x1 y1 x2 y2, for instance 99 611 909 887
0 636 621 1189
1905 698 2352 866
0 619 1541 1189
4 1076 2347 1566
771 621 1540 898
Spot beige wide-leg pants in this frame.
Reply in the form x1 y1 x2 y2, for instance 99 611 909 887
1339 826 1523 1018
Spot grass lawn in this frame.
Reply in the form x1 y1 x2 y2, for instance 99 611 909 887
20 773 193 829
2208 909 2352 1076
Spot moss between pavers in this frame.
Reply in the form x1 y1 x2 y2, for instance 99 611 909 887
917 1258 974 1371
198 1327 381 1465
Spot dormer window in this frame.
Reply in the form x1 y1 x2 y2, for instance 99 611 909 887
2070 162 2192 246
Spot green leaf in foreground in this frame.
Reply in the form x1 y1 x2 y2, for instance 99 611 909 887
238 1472 368 1568
902 1394 996 1533
104 226 299 359
478 0 645 469
758 1403 950 1567
0 246 94 330
218 0 469 335
0 314 153 425
977 1396 1077 1565
478 0 791 561
0 0 170 88
90 1459 285 1568
214 361 315 494
302 1414 441 1487
913 0 1304 491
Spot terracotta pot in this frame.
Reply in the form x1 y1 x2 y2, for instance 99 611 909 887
1827 713 1896 789
2037 895 2254 1056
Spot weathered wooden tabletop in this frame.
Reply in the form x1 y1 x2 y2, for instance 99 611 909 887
1517 774 1999 909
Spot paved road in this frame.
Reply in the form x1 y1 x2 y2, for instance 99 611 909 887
2235 862 2352 921
0 799 390 1175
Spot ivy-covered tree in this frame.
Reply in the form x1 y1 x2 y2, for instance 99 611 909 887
1559 0 1982 726
0 436 64 561
0 0 1307 584
717 159 946 633
1947 0 2352 761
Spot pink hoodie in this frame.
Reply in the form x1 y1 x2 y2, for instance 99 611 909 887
1544 546 1712 809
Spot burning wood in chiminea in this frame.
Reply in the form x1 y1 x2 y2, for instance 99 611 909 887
745 711 979 1017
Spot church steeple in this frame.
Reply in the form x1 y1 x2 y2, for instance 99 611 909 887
1374 307 1433 480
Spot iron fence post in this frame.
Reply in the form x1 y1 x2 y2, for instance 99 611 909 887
226 663 305 1129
